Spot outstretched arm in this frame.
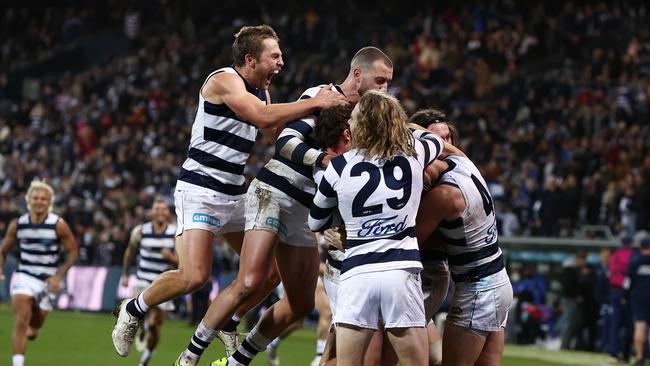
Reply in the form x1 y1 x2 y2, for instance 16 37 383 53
207 74 346 129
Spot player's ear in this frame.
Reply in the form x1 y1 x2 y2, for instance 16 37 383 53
245 53 256 68
343 128 351 142
353 68 362 83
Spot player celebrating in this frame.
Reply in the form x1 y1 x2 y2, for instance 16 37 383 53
175 47 392 366
309 91 448 366
416 120 513 366
111 24 345 357
120 199 177 366
0 180 78 366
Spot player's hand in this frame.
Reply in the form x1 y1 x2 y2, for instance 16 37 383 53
120 274 129 287
321 151 337 168
46 275 62 293
324 227 347 252
313 84 347 109
161 248 174 261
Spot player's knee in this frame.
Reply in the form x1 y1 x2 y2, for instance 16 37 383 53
238 272 267 297
180 271 210 292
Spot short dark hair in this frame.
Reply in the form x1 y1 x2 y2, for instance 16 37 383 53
314 104 353 149
232 25 279 67
408 108 459 146
350 46 393 70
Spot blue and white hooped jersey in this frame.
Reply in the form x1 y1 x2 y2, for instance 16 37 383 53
309 135 444 281
136 222 177 284
256 84 344 208
16 213 61 281
435 155 505 286
176 67 267 198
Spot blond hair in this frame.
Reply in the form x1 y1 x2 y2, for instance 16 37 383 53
351 90 415 161
25 180 55 212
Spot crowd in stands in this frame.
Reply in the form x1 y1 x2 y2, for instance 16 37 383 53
0 1 649 268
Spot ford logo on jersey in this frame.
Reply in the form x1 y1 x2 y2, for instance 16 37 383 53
192 213 221 227
357 215 407 237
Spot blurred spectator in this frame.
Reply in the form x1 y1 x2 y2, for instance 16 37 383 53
594 248 612 352
627 236 650 365
608 236 635 361
560 251 586 350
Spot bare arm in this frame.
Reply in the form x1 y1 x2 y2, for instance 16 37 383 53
0 219 18 282
415 185 466 244
121 225 142 286
206 74 346 129
48 219 79 292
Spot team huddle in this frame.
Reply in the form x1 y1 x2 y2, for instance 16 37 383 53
1 24 512 366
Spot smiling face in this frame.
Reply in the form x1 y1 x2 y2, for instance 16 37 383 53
251 38 284 89
358 60 393 94
28 188 52 215
151 201 170 225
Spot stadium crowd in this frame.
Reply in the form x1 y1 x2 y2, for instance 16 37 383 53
2 1 649 266
1 0 650 363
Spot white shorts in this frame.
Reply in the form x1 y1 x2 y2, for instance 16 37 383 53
447 272 513 334
323 264 340 318
335 269 426 330
244 179 315 247
174 188 245 236
421 261 450 321
10 272 55 311
134 281 175 312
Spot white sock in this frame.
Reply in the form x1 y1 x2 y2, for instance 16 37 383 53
13 355 25 366
316 338 326 355
136 292 150 313
139 348 154 366
229 327 272 366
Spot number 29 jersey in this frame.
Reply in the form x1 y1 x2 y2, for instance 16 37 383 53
309 135 443 281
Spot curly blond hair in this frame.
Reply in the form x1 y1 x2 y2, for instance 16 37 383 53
351 90 415 161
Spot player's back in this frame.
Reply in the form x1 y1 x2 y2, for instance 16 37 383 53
435 155 505 286
329 149 425 280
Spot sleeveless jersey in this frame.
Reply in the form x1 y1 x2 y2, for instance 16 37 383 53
176 67 267 198
16 213 61 281
435 155 505 283
310 135 444 281
136 222 177 284
256 84 344 207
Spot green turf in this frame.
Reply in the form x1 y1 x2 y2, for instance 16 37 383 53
0 308 614 366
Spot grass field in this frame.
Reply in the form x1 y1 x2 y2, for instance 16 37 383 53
0 308 615 366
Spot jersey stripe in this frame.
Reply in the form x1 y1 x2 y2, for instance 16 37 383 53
176 67 265 197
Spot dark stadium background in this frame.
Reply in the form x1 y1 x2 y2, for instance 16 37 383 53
1 1 649 364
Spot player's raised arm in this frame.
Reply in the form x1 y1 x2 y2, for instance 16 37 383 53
208 75 345 129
